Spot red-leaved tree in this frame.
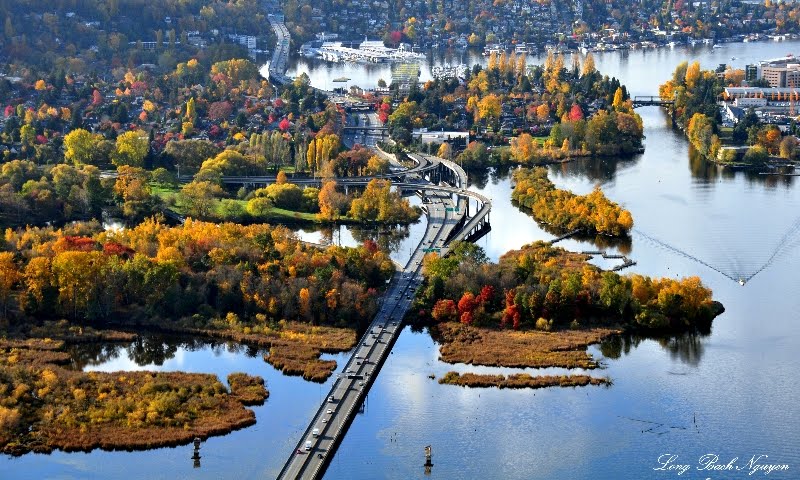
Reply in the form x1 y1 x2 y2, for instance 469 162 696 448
431 299 457 322
569 104 584 122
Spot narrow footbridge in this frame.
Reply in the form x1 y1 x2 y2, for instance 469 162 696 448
632 95 674 107
632 96 677 126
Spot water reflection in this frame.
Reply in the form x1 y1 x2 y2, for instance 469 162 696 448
128 335 179 366
599 331 708 367
68 334 268 371
689 145 798 188
350 224 412 253
68 343 127 370
549 156 640 184
465 166 493 190
295 222 412 253
688 146 719 182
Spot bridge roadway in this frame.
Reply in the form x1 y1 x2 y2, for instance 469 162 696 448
265 5 292 85
275 151 488 479
276 188 463 480
343 111 383 149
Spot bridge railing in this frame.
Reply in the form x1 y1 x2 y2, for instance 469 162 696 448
632 95 675 105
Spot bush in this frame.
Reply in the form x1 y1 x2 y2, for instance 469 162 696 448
245 197 273 219
743 145 768 165
535 317 552 331
218 199 246 222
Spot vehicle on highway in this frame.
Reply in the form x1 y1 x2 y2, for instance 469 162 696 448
305 440 312 451
312 428 320 437
328 395 335 403
326 409 333 414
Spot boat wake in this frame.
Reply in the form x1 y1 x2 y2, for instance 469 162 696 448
633 218 800 284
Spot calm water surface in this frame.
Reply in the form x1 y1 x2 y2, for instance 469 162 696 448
4 41 800 479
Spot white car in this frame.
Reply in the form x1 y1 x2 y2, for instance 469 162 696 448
326 409 333 414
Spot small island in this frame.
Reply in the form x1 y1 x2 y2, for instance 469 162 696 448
414 242 723 389
0 334 267 456
438 372 610 390
511 166 633 236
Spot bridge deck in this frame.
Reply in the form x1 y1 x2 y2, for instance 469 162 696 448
277 189 462 480
276 153 489 480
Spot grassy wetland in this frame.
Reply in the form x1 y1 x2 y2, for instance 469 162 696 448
0 335 267 456
416 241 723 390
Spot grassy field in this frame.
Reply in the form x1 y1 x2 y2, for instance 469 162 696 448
718 126 734 141
431 322 621 369
150 184 324 223
438 372 610 389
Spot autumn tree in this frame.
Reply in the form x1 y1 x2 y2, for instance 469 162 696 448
112 130 149 167
0 252 18 317
180 181 224 218
779 136 798 159
536 103 551 122
276 170 288 184
366 155 389 175
431 299 457 322
510 133 539 163
185 97 196 121
477 94 501 125
457 291 477 325
581 52 595 77
164 139 220 174
348 179 419 223
245 197 273 219
64 129 101 165
318 181 349 221
437 142 453 160
51 251 105 320
612 87 626 111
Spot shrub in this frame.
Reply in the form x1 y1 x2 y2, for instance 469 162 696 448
535 317 552 331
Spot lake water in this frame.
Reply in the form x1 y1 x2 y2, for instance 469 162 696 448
4 40 800 479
